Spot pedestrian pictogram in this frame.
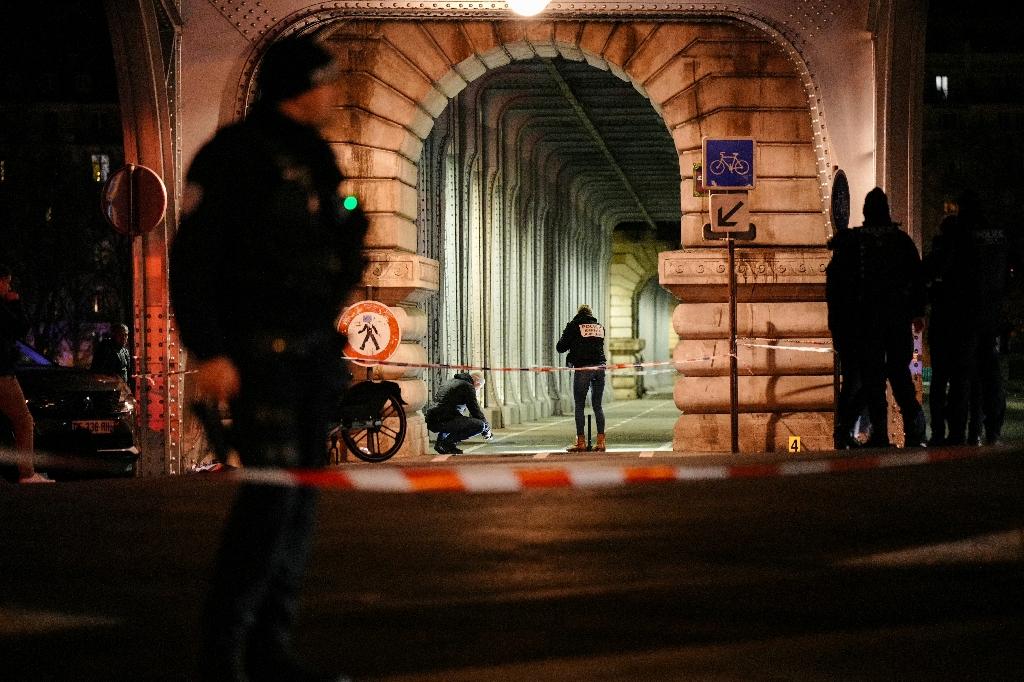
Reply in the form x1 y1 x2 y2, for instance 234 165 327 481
337 300 402 366
702 137 756 190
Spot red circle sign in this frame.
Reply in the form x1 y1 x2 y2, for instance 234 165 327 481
100 164 167 236
338 300 402 366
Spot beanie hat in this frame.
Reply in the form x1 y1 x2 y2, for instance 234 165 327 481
256 35 338 103
862 187 892 227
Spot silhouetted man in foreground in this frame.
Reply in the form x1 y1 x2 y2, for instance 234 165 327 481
170 36 365 682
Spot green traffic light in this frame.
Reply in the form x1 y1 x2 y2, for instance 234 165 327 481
343 195 358 211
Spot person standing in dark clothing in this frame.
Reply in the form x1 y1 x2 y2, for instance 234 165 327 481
91 323 133 389
169 36 365 682
425 371 490 454
924 190 1009 445
826 188 927 448
923 208 983 445
556 304 608 452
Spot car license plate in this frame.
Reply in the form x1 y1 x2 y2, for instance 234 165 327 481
72 420 117 434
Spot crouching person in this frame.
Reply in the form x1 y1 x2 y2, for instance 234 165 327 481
425 371 490 454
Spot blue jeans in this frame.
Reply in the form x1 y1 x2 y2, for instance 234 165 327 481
572 369 606 435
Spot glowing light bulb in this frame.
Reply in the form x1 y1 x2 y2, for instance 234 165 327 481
507 0 550 16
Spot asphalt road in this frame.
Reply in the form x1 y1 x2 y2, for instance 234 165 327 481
2 443 1023 681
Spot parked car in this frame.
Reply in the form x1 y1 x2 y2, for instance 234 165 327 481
1 341 139 481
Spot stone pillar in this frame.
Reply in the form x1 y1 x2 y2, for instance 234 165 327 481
661 249 835 452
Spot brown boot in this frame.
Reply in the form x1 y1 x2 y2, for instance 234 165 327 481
566 435 587 452
593 433 606 452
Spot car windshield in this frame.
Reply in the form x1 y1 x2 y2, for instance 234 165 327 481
16 340 53 367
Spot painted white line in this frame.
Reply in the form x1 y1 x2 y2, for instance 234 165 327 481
639 451 655 458
533 452 550 460
485 416 576 442
604 399 674 432
431 454 452 462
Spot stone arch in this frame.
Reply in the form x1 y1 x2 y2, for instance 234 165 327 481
310 19 825 249
237 17 829 454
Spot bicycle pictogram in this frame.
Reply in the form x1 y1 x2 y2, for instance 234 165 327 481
708 151 751 176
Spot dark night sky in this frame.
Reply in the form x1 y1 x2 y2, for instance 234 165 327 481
0 2 118 105
926 0 1024 54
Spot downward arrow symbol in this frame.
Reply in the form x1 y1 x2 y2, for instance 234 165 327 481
717 201 744 227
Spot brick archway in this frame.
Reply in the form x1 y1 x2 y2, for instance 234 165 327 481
265 18 829 454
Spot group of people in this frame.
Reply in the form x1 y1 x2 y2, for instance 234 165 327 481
922 190 1010 445
826 186 1011 449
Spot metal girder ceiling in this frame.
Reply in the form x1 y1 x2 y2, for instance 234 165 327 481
472 58 681 239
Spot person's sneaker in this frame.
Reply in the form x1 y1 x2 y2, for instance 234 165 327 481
19 472 55 484
433 439 454 454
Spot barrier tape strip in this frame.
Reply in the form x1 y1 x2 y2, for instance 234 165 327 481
131 340 835 379
228 444 997 493
5 444 1010 490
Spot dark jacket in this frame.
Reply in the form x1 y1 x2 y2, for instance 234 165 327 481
91 338 133 386
924 213 1009 334
0 298 29 376
556 312 606 367
425 372 485 430
825 222 925 339
169 105 367 362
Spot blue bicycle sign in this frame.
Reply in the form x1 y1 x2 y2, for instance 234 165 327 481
702 138 756 190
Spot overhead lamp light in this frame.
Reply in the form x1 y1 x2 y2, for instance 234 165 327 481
507 0 550 16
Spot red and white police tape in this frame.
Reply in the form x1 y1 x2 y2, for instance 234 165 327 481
4 445 1010 491
231 445 1001 493
132 339 835 380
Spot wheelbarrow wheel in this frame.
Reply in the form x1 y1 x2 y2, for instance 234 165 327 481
340 394 407 462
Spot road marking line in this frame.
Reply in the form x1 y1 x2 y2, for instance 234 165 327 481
604 400 674 432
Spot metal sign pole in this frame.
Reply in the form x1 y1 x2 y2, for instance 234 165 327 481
728 235 739 454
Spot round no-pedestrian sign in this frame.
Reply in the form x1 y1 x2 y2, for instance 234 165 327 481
338 300 402 366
